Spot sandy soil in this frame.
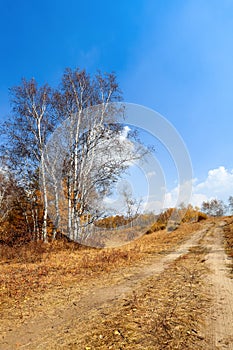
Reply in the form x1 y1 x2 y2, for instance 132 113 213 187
204 221 233 349
1 220 233 349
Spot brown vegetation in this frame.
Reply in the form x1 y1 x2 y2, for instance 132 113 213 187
2 219 232 349
145 206 207 234
0 221 202 310
223 217 233 274
76 246 209 350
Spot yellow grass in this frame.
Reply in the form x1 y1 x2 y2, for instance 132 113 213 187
73 246 210 350
0 222 202 309
223 216 233 275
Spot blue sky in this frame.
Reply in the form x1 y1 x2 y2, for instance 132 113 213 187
1 0 233 208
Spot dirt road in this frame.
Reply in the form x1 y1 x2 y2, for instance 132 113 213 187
1 220 233 349
204 221 233 349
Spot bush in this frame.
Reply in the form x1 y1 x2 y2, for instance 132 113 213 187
145 222 166 234
145 206 207 235
197 212 208 221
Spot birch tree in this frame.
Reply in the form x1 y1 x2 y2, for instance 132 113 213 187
1 79 55 242
119 184 142 224
48 69 145 242
201 199 226 217
0 171 11 227
228 196 233 215
49 69 122 240
1 68 148 244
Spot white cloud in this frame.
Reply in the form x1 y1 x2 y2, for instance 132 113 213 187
144 166 233 212
119 126 131 141
142 180 193 213
147 171 156 178
195 166 233 193
192 166 233 207
162 180 193 209
191 193 208 208
102 166 233 215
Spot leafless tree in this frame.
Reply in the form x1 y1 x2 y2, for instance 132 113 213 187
1 79 55 242
119 184 142 228
228 196 233 215
0 169 11 226
0 68 149 244
201 198 226 217
48 69 146 242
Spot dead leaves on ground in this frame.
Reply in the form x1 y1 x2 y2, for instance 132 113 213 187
0 222 202 310
73 247 210 350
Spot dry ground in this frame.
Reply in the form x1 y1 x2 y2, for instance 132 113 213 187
0 218 233 349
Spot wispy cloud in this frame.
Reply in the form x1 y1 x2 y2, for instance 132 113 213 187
147 171 157 178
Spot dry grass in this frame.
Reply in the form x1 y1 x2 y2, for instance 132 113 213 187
223 216 233 275
0 222 202 309
58 246 210 349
